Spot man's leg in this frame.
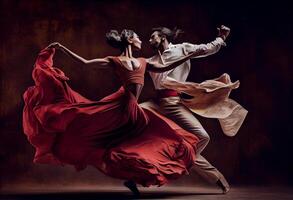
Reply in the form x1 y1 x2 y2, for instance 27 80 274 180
156 97 230 193
192 155 230 193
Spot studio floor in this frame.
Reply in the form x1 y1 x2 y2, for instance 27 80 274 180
1 185 293 200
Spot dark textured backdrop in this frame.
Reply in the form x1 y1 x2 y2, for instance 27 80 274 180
0 0 292 189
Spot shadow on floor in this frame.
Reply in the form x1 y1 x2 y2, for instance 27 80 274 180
1 190 220 200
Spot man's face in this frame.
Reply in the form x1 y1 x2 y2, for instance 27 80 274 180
149 31 162 49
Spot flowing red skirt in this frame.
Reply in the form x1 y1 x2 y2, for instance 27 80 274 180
23 48 199 186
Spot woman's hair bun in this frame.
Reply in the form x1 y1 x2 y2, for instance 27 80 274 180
106 30 123 49
106 29 135 50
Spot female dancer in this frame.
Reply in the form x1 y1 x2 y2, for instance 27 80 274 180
23 29 202 195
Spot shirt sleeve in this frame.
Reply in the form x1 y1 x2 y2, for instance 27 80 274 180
183 37 226 58
147 55 159 63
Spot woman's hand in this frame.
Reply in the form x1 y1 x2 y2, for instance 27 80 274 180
47 42 62 49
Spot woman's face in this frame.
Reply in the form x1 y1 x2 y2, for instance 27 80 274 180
129 33 142 50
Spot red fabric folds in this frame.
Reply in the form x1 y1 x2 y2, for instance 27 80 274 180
22 48 199 186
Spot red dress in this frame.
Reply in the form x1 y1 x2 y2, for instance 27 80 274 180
23 48 199 186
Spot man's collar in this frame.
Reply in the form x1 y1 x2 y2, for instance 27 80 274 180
157 42 175 57
167 42 174 50
162 42 174 53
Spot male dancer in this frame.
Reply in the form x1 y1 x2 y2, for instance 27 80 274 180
142 25 231 193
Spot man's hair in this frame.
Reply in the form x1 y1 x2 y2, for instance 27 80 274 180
152 27 184 42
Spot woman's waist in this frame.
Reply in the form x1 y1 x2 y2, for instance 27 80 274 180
121 76 144 85
123 83 143 99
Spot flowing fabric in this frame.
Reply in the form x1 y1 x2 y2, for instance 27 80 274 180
161 74 248 136
22 48 199 186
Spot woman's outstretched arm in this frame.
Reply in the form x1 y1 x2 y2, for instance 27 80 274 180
146 49 205 73
47 42 110 65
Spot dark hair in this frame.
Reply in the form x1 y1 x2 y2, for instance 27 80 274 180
106 29 135 50
152 27 184 42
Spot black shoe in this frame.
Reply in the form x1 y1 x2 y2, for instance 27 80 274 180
216 179 230 194
124 180 140 197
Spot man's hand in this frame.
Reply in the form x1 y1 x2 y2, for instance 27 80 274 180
47 42 62 49
217 25 230 40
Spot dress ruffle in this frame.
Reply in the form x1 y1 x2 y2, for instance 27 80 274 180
22 48 199 186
